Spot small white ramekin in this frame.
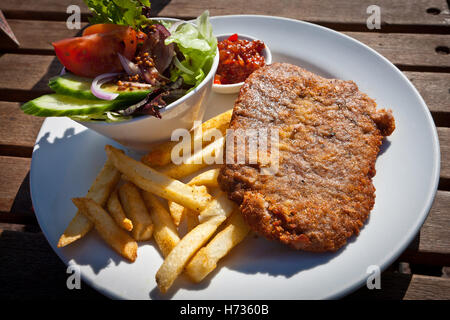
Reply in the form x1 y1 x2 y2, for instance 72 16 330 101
212 33 272 94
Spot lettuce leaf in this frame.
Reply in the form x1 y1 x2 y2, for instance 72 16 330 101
84 0 151 30
165 11 217 87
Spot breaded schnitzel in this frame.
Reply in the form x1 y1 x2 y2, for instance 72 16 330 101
218 63 395 252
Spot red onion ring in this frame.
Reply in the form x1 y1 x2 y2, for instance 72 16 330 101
118 53 141 76
91 72 122 100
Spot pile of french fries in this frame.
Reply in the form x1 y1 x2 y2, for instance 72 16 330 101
57 110 250 293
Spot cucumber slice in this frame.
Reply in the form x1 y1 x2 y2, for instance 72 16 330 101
49 73 152 101
21 94 129 117
48 74 93 99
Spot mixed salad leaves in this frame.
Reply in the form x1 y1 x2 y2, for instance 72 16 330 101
21 1 217 122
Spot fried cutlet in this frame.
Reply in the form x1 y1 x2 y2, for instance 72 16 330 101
218 63 395 252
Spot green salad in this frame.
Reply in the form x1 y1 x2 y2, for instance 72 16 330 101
21 1 217 122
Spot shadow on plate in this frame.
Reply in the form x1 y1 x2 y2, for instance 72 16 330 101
378 138 392 156
31 126 129 274
150 207 379 299
149 230 367 299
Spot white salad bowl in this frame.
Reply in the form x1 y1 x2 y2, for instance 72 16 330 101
212 33 272 94
76 18 220 152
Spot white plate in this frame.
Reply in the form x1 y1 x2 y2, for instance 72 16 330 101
30 15 440 299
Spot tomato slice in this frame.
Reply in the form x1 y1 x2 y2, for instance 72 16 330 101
53 27 137 78
227 33 239 41
214 75 222 84
83 24 147 46
136 31 147 46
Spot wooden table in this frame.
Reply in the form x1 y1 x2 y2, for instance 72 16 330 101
0 0 449 300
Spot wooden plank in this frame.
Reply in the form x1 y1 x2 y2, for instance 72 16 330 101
418 190 450 256
0 222 28 232
403 190 450 265
0 229 104 299
0 156 31 212
403 274 450 299
0 0 90 21
3 19 450 69
0 222 39 232
347 272 450 299
0 169 34 220
343 32 450 71
0 102 43 156
3 20 87 54
418 190 450 255
405 72 450 114
0 54 59 101
0 54 60 92
157 0 450 31
2 0 449 32
438 127 450 182
405 72 450 127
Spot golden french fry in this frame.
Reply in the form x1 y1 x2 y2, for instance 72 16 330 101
107 189 133 232
168 184 208 226
105 145 211 212
168 201 185 227
155 215 227 293
155 192 236 293
160 136 225 180
198 192 237 222
141 191 180 257
121 173 131 182
119 182 154 241
185 210 250 282
142 109 232 167
187 168 220 188
72 198 137 262
186 209 199 232
58 159 121 247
